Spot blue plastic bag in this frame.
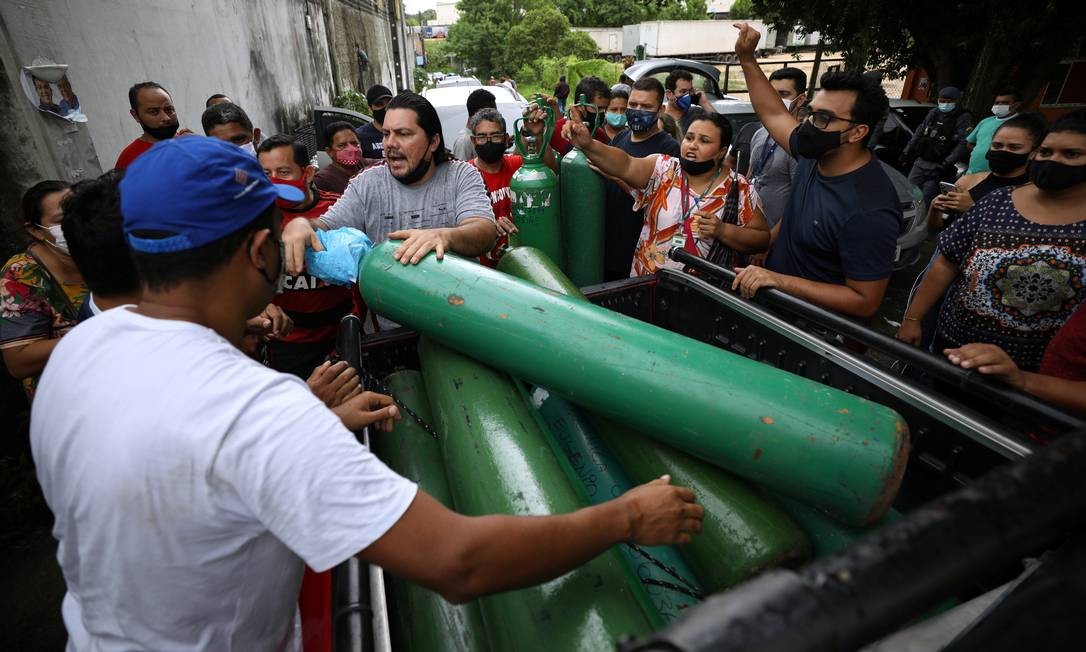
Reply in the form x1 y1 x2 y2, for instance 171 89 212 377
304 227 373 285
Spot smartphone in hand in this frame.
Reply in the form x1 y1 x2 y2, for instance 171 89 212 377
939 181 957 195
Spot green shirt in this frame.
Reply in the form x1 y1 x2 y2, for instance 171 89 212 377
966 114 1016 174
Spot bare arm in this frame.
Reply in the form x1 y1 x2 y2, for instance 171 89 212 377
361 476 702 604
896 253 960 344
734 23 799 155
2 338 61 379
945 343 1086 415
564 117 657 190
692 206 771 255
734 268 891 319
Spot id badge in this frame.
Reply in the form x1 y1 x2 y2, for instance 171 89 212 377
670 233 686 250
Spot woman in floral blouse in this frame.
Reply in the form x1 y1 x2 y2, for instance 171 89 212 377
2 180 87 399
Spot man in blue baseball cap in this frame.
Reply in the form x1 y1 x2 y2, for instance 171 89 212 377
901 85 974 204
28 135 702 650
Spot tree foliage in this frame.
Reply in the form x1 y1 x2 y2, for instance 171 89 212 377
728 0 754 20
750 0 1081 116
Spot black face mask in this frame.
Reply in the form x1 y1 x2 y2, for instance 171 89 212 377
373 108 387 125
986 149 1030 175
140 119 180 141
393 154 432 185
793 121 845 160
475 141 506 164
680 157 718 176
1029 159 1086 192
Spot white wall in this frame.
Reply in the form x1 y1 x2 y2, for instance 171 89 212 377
1 0 335 168
434 1 458 26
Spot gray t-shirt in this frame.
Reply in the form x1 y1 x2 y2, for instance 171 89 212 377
319 160 494 331
748 127 798 229
320 160 495 240
451 129 474 162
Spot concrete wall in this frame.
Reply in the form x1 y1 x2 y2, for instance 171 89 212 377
1 0 336 170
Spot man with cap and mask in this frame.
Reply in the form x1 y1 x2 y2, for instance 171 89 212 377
901 85 973 204
115 81 191 169
730 22 902 320
356 84 394 168
283 91 497 331
31 135 702 649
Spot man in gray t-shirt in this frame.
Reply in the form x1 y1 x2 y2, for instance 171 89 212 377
748 126 798 229
284 92 496 270
283 92 496 330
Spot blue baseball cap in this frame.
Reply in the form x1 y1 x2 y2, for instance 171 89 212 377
119 136 304 253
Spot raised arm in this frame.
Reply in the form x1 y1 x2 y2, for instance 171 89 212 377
734 22 799 154
563 116 657 190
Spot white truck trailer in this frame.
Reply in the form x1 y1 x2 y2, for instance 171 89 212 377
622 20 775 61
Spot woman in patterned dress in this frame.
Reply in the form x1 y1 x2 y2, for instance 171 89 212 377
565 111 769 276
897 110 1086 371
2 181 87 399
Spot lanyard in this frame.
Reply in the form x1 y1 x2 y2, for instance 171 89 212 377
752 141 778 178
673 166 724 251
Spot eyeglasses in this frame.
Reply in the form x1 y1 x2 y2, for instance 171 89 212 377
471 134 507 144
799 105 861 130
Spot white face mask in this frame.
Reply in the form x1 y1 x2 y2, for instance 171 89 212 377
992 104 1012 118
238 141 257 157
783 97 796 111
45 224 70 255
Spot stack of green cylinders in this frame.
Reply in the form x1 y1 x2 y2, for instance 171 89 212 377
592 416 811 590
560 146 606 285
419 338 655 649
358 241 909 527
529 386 703 622
369 371 489 652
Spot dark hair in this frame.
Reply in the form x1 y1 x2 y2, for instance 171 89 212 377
323 120 357 144
130 202 276 292
631 77 666 107
466 88 496 118
205 93 229 107
21 180 70 226
686 112 734 150
60 170 140 297
128 81 168 111
818 70 888 145
574 76 611 104
769 67 808 96
386 91 451 164
994 87 1021 102
665 69 693 92
996 112 1048 149
256 134 310 168
1046 108 1086 137
559 75 566 82
200 102 253 135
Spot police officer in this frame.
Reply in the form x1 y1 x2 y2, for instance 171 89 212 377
901 86 973 204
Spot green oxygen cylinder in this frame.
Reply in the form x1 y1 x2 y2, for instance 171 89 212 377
501 246 807 590
592 416 811 591
418 338 655 650
369 371 489 652
510 97 562 266
358 242 910 527
765 493 904 559
528 386 704 622
560 94 606 285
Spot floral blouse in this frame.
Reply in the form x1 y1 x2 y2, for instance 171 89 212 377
1 245 87 399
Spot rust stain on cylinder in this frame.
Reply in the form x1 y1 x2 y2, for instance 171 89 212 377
753 448 763 461
448 294 465 306
760 416 774 425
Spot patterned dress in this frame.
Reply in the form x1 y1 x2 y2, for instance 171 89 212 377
936 186 1086 370
1 245 87 399
630 155 760 276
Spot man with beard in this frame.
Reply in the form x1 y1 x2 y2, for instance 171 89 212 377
315 121 364 194
466 107 555 267
116 82 189 169
730 23 901 320
282 92 495 331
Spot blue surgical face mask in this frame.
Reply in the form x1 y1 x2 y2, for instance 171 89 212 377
674 93 693 112
626 108 658 134
938 102 956 113
605 112 628 128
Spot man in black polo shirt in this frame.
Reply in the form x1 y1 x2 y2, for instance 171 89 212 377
603 77 680 280
730 23 901 320
356 84 393 169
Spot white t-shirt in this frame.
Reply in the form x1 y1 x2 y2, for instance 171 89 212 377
31 307 417 651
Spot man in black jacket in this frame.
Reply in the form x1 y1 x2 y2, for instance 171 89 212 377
901 86 973 204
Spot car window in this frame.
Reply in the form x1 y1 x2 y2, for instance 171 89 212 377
649 70 720 100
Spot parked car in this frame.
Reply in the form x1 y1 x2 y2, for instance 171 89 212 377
435 75 482 88
420 84 528 154
623 58 742 112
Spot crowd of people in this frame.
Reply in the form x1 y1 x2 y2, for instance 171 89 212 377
2 21 1084 649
